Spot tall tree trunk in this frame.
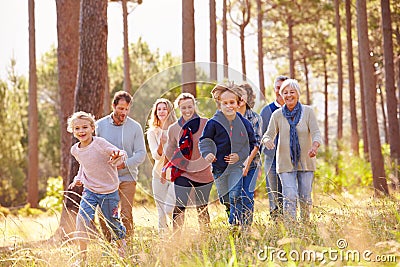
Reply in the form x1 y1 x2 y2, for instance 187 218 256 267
56 0 80 190
324 57 329 148
28 0 39 208
357 0 388 195
257 0 265 99
335 0 343 141
288 16 295 78
345 0 359 155
64 0 108 233
103 69 110 115
182 0 196 96
358 45 369 159
210 0 217 81
381 0 400 161
240 24 246 80
379 86 389 144
54 0 80 241
222 0 229 79
229 0 250 81
396 26 400 132
122 0 132 94
303 57 310 105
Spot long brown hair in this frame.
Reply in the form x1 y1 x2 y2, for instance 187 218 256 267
148 98 177 129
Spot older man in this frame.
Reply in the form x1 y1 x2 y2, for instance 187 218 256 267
259 75 288 220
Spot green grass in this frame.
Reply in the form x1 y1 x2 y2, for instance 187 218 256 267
0 191 399 266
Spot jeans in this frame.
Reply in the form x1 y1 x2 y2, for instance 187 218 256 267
77 188 126 240
152 178 175 231
265 159 283 216
242 166 259 225
279 171 314 221
213 167 243 225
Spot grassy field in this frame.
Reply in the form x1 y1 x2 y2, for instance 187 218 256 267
0 190 399 266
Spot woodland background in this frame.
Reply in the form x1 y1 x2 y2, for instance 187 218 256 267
0 0 399 241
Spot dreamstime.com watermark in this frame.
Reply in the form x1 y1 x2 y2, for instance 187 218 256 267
257 239 398 264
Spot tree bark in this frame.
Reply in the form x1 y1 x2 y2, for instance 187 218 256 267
288 16 295 79
323 57 329 148
357 0 388 195
303 57 310 105
182 0 196 96
210 0 217 81
229 0 250 81
56 0 80 190
222 0 229 79
63 0 108 235
358 45 369 159
257 0 265 99
378 86 389 144
345 0 359 155
54 0 80 241
122 0 132 94
334 0 343 141
28 0 39 208
381 0 400 161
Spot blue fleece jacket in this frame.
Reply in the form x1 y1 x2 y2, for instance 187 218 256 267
199 110 256 172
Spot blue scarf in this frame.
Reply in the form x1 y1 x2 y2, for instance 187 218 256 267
282 102 302 168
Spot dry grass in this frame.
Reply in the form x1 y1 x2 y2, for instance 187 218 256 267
0 192 399 266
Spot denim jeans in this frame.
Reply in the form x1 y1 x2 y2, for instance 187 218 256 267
279 171 314 221
77 188 126 240
265 159 283 215
213 167 243 225
242 166 259 225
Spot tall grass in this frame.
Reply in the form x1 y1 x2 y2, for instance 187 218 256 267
1 194 399 266
1 146 399 266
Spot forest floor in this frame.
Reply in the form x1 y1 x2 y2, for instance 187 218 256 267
0 191 399 266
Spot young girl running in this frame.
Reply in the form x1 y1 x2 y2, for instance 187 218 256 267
67 111 127 262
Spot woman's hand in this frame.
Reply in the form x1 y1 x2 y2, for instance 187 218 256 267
264 140 275 150
205 153 216 164
160 167 167 184
308 142 320 158
160 132 167 145
224 153 239 164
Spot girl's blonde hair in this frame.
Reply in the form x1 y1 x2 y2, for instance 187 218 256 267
148 98 177 129
67 111 96 133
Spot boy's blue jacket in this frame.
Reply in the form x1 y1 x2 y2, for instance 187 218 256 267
199 110 256 172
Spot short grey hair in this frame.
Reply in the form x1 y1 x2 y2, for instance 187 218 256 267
279 79 301 96
274 75 289 89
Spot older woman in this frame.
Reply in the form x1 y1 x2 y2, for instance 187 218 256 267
262 79 322 222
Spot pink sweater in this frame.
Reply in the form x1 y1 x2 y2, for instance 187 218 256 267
71 136 126 194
